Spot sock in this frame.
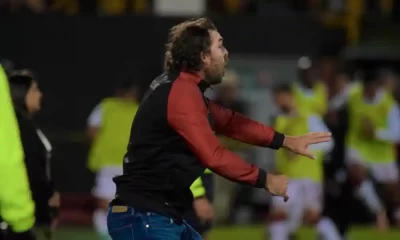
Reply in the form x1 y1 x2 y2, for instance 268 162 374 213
93 209 110 239
268 221 288 240
356 180 383 212
317 217 342 240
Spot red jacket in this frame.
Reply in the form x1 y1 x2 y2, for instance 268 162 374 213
113 71 284 218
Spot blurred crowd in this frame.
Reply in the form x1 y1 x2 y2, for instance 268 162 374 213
2 50 400 239
2 46 400 240
215 56 400 239
2 1 400 239
1 0 400 17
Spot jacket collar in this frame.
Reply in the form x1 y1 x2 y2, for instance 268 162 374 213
179 71 210 93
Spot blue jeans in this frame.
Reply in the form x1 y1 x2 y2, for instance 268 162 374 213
107 205 202 240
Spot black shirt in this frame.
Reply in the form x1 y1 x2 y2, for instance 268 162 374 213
16 110 55 225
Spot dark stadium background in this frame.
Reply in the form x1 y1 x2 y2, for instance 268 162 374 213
2 0 400 239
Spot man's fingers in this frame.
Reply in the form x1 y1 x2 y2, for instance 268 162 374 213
311 132 331 137
308 132 331 144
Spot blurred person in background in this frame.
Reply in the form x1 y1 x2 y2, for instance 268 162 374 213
292 56 328 117
322 68 363 238
318 57 337 85
3 70 59 240
268 84 338 240
379 69 399 97
185 169 214 240
215 69 246 114
0 65 36 240
377 69 400 191
345 69 400 229
214 70 252 224
215 69 249 150
87 79 139 240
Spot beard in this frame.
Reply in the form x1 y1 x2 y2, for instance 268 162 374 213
205 64 225 85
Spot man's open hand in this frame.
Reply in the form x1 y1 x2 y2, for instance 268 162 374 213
283 132 331 159
266 174 289 202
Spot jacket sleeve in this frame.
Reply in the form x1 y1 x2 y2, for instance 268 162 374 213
0 65 35 232
209 101 284 149
167 80 267 188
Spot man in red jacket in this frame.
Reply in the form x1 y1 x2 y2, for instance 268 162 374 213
107 17 331 240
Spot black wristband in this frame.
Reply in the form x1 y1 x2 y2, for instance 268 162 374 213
254 168 267 188
269 131 285 150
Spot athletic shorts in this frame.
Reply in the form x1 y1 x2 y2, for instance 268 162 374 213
271 179 323 213
346 148 399 183
184 174 214 235
92 166 123 200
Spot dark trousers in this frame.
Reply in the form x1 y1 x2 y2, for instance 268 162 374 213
323 173 374 237
107 206 201 240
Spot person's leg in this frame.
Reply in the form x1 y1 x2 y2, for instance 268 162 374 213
331 173 356 239
346 150 384 219
93 167 122 240
302 180 341 240
371 161 400 225
345 151 387 230
301 180 341 240
268 180 301 240
94 200 111 240
286 181 307 240
316 217 342 240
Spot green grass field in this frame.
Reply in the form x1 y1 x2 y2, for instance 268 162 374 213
51 226 400 240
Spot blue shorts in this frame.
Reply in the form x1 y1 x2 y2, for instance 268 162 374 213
107 205 202 240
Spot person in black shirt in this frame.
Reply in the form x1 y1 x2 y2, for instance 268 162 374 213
2 71 59 240
322 70 386 238
107 17 331 240
322 69 354 239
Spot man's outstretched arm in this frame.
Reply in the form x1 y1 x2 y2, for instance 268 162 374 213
209 100 331 159
209 101 284 148
167 81 270 188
